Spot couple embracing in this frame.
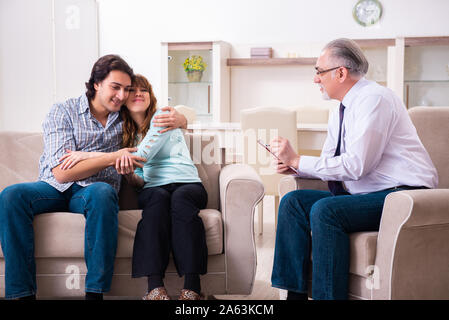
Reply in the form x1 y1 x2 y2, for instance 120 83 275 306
0 55 207 300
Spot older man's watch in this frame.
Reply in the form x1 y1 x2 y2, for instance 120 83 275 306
353 0 383 27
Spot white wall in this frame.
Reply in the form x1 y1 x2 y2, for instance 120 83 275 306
0 0 54 131
97 0 449 121
2 0 449 130
0 0 98 132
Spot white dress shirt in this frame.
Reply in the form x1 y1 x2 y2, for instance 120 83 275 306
298 78 438 194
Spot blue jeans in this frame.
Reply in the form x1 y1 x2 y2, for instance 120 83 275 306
271 188 399 300
0 181 119 299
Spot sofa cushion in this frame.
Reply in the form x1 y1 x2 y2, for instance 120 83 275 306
0 209 223 258
115 209 223 257
0 132 42 192
349 231 378 277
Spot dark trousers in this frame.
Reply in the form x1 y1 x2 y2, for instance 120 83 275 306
271 188 401 300
132 182 208 278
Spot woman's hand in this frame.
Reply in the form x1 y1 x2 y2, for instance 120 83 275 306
59 150 97 170
115 154 135 175
116 156 145 188
112 148 145 168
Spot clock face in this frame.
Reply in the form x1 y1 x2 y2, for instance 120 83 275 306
353 0 383 26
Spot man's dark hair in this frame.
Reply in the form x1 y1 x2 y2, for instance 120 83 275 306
85 54 134 100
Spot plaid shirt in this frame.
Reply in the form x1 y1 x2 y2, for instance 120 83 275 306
38 94 122 193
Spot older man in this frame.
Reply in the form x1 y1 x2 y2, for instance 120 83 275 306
270 38 438 300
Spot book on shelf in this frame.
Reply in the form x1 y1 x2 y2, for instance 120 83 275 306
250 47 272 58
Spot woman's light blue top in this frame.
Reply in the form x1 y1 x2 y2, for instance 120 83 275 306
133 108 201 189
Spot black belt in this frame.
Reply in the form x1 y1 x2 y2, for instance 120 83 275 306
384 185 429 191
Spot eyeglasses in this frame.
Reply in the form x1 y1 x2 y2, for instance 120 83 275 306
315 66 350 76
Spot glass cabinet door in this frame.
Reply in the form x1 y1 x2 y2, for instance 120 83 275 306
404 44 449 108
161 41 231 124
168 48 213 123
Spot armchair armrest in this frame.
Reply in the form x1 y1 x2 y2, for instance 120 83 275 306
278 175 328 198
373 189 449 299
219 164 264 294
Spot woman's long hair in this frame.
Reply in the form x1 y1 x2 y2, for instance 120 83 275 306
121 74 157 147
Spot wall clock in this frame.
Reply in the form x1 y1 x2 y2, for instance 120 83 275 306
353 0 383 27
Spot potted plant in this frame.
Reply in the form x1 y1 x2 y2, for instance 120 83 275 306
183 55 207 82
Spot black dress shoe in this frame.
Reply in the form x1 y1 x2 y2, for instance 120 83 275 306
85 292 103 300
287 291 308 300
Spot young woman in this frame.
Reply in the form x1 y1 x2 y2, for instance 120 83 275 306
123 74 208 300
60 74 208 300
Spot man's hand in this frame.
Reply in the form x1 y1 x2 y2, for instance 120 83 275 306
152 106 187 133
270 137 300 172
52 148 145 184
59 150 103 170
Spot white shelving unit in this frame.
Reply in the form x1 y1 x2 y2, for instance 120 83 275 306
385 36 449 108
160 41 231 123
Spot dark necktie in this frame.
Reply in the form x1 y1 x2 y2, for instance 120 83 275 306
328 103 349 196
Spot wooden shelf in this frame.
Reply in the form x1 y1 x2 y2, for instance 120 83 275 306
404 36 449 47
227 57 317 67
226 37 449 67
353 38 396 47
352 37 449 47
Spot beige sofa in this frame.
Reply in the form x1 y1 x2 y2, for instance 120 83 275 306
278 106 449 300
0 132 264 299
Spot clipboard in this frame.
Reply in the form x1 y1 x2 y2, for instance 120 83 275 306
257 139 299 174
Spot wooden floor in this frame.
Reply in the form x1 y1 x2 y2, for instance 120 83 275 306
215 196 282 300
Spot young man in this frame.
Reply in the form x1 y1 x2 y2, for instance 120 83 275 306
0 54 186 300
270 38 438 300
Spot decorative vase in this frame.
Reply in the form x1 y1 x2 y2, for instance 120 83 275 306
186 70 203 82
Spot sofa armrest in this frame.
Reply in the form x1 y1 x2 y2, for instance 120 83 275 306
278 175 328 198
219 164 264 294
373 189 449 299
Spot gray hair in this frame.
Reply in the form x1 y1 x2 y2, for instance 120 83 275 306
323 38 369 77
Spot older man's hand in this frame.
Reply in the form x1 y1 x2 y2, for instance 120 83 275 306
272 159 298 175
270 137 300 170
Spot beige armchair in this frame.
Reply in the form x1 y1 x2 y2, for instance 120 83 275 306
0 132 264 299
241 107 297 234
278 106 449 299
